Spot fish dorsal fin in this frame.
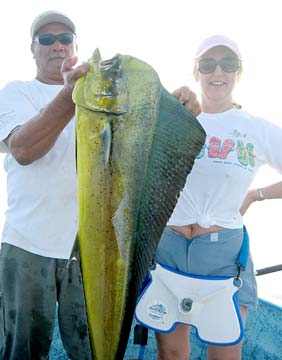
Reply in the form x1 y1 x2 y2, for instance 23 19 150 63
92 48 101 63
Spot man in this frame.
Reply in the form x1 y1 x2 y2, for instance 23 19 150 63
0 10 92 359
0 10 200 359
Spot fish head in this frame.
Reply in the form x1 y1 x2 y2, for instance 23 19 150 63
73 48 128 114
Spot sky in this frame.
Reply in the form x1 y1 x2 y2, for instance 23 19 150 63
0 0 282 303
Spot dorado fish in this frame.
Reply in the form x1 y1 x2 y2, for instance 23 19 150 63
72 49 206 360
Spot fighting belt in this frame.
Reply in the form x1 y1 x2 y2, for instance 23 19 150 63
135 263 244 345
135 227 249 346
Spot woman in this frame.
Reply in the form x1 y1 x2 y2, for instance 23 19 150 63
154 35 282 360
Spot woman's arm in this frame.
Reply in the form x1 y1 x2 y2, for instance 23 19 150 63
240 181 282 215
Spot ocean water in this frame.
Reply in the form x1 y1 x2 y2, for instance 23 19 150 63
0 155 281 306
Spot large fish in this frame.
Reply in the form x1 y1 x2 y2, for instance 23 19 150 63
72 49 206 359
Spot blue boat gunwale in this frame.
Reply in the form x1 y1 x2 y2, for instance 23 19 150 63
259 297 282 311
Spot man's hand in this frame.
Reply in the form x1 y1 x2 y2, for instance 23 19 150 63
61 57 91 97
173 86 201 117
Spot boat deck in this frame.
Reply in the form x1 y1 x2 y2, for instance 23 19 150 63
50 298 282 359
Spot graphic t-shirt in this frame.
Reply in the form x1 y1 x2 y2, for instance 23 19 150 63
168 108 282 228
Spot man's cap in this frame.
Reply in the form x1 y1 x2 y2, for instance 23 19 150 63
30 10 76 38
195 34 241 59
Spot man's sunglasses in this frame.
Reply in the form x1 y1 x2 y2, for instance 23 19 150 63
33 33 75 46
198 57 241 74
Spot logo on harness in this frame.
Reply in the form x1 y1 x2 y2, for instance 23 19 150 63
147 302 168 321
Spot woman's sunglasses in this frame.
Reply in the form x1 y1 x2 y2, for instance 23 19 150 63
198 57 241 74
33 33 75 46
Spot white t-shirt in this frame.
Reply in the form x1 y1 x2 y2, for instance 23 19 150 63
168 108 282 229
0 79 77 259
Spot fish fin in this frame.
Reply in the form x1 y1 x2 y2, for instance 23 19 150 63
99 120 112 167
92 48 101 62
134 88 206 286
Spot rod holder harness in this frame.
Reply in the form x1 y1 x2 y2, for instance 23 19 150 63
134 226 250 353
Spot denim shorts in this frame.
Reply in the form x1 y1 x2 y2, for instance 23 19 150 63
155 227 258 309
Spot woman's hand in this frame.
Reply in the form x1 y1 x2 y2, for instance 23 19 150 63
240 189 261 215
172 86 201 116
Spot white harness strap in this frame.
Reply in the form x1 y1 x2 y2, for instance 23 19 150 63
135 264 244 345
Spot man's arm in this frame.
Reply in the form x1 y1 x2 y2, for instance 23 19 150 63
4 57 90 165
